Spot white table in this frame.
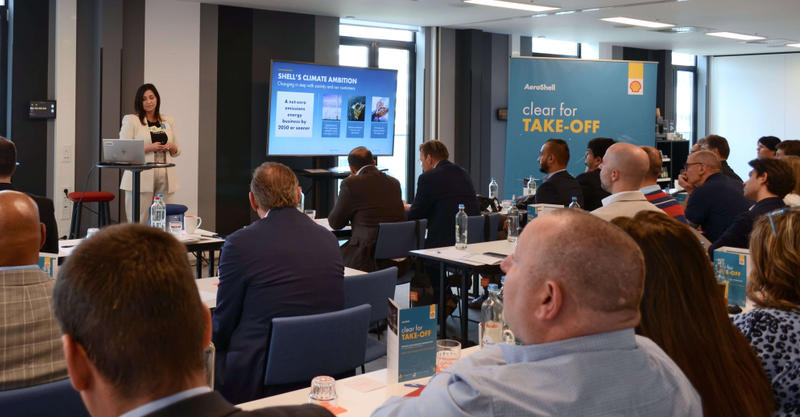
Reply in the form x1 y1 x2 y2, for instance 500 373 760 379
238 346 480 416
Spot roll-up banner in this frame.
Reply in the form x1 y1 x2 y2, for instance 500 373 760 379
503 57 657 199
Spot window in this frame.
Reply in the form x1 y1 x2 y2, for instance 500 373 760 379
672 52 695 66
532 38 579 57
675 70 695 140
340 25 414 42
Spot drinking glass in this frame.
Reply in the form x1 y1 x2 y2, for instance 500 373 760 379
170 221 183 235
305 209 316 220
309 376 337 408
436 339 461 373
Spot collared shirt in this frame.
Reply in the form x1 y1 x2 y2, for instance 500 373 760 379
356 165 374 176
640 185 688 225
0 265 41 272
543 168 566 183
372 329 701 417
591 190 665 222
119 386 212 417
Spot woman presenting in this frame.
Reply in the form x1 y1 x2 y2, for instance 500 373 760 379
119 83 181 223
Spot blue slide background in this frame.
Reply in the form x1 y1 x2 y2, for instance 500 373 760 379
268 61 398 156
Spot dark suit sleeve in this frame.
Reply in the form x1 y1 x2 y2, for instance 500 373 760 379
41 198 60 253
407 174 433 220
212 239 247 351
534 181 559 205
327 180 354 230
708 212 752 256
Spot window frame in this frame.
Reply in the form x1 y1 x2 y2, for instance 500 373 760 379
673 65 698 143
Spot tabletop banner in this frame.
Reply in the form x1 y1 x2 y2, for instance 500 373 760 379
503 57 657 199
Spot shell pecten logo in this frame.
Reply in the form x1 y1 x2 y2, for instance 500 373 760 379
629 80 642 93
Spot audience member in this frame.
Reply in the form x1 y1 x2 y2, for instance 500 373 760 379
776 139 800 158
0 190 67 390
757 136 781 158
640 146 687 224
690 137 706 154
534 138 584 207
0 137 59 253
780 155 800 205
734 210 800 415
575 137 614 210
591 143 665 221
328 147 405 272
679 151 752 242
612 212 774 417
372 209 701 416
702 135 743 182
709 158 792 255
213 162 344 403
52 224 332 417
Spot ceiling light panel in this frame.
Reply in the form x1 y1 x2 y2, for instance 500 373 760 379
787 44 800 48
706 32 766 41
463 0 559 12
601 17 674 28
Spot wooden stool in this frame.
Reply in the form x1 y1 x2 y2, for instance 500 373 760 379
68 191 115 239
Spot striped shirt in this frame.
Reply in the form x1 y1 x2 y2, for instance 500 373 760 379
641 185 688 225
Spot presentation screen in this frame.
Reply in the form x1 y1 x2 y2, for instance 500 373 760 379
267 60 398 156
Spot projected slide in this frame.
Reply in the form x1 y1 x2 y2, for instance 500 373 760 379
268 61 398 156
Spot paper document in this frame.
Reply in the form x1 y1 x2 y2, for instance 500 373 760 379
198 291 216 303
304 168 329 173
342 377 386 393
425 249 502 265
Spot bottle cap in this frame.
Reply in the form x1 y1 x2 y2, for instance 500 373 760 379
491 177 495 181
572 196 577 201
488 283 499 291
458 204 464 208
500 276 505 283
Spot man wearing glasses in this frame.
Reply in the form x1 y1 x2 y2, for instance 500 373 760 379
678 151 752 243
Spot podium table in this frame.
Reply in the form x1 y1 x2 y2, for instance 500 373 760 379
98 163 174 223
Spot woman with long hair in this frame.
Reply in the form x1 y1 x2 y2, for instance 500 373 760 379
611 211 774 417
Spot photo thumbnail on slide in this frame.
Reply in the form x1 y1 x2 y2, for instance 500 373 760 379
372 97 390 122
348 96 366 122
322 94 342 121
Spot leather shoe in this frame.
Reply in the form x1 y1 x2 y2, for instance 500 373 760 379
468 292 488 310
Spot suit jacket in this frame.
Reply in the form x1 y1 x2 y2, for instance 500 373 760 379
406 160 480 249
328 166 406 272
720 160 743 183
575 169 609 211
708 197 786 256
118 114 181 193
0 183 59 253
535 171 584 208
143 391 334 417
0 268 68 390
212 208 344 404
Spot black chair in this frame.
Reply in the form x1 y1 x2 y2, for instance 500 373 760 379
0 378 90 417
486 213 500 241
373 219 427 285
344 267 398 372
467 215 487 244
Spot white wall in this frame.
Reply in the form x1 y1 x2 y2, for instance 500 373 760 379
145 0 201 216
54 0 77 238
709 53 800 179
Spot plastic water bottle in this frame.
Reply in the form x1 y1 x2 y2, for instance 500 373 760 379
481 284 504 348
150 196 166 231
297 187 304 212
507 196 519 243
528 176 537 196
568 196 581 209
489 178 498 200
455 204 468 250
497 276 505 301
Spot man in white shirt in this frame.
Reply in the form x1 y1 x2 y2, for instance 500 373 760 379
592 143 666 221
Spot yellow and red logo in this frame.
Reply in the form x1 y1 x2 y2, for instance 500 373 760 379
628 62 644 95
629 80 642 93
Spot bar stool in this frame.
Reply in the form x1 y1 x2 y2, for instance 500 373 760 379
68 191 115 239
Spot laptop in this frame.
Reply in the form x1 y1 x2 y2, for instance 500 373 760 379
102 139 146 165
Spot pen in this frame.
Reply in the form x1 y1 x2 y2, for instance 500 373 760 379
404 383 425 388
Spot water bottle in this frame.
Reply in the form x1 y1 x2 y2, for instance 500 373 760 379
481 284 504 348
568 196 581 209
528 176 537 196
150 197 166 231
488 178 498 200
455 204 468 250
497 276 505 301
297 187 304 212
507 196 519 243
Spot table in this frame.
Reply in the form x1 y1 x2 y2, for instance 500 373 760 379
237 346 480 416
314 218 352 240
196 267 366 309
97 163 174 223
410 240 516 345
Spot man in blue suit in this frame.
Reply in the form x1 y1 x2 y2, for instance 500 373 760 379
535 138 584 208
212 162 345 404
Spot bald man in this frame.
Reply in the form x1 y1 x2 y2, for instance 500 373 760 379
372 209 701 417
0 190 68 390
679 151 752 242
591 143 665 221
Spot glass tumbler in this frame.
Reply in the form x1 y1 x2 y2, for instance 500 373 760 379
309 376 337 408
436 339 461 373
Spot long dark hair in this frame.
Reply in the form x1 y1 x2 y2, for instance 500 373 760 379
612 211 774 417
134 83 161 125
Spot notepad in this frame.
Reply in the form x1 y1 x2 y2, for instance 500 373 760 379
198 291 216 302
342 377 385 393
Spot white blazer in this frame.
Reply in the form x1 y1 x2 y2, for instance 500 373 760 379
118 114 181 193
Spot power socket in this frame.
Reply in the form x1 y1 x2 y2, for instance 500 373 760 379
60 197 71 221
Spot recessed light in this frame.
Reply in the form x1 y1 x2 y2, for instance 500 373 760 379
582 8 600 12
555 11 575 15
787 43 800 48
463 0 559 12
601 17 674 28
706 32 766 41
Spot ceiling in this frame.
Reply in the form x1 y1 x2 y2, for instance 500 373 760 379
183 0 800 56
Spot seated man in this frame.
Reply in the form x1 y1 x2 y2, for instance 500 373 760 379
776 139 800 158
372 209 701 416
328 147 405 272
53 224 332 417
575 137 614 211
535 138 583 207
690 137 706 154
757 136 781 159
591 143 665 221
640 146 687 224
0 190 67 390
0 137 59 253
701 135 742 182
213 162 344 404
679 151 752 243
709 158 793 255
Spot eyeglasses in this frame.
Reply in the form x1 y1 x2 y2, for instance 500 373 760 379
765 206 800 235
683 162 702 170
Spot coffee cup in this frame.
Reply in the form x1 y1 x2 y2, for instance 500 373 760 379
185 215 202 235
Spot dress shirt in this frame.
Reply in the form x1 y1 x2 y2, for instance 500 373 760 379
372 329 701 417
784 193 800 206
119 386 212 417
542 168 566 183
641 185 688 225
591 191 665 222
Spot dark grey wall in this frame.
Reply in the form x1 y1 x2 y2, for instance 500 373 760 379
198 4 218 231
490 33 508 197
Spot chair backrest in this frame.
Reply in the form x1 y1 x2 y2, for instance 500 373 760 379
344 267 397 327
264 304 371 386
374 219 427 260
487 213 500 241
0 378 90 417
467 215 486 244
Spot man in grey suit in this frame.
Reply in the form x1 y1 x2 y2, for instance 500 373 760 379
329 147 405 272
0 190 68 390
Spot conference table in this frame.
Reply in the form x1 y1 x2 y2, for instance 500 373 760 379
410 240 516 346
237 345 480 416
